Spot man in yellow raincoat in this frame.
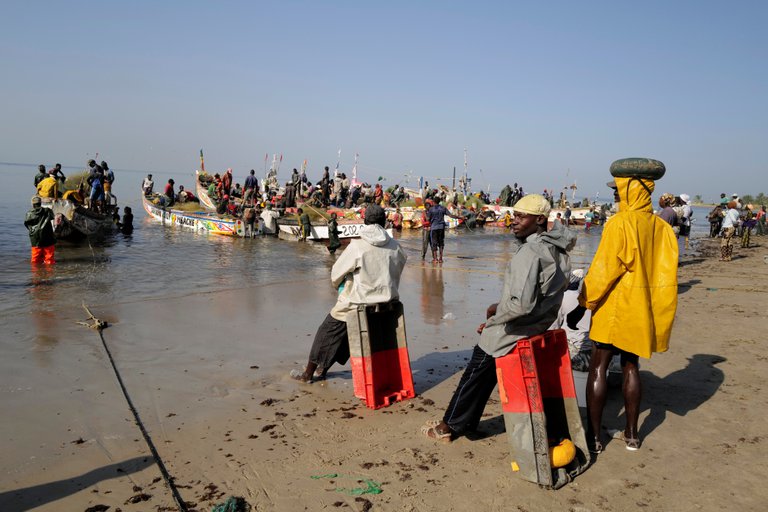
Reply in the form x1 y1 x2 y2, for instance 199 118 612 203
568 176 678 453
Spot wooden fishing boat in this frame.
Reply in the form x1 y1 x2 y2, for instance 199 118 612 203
276 218 394 241
42 198 116 240
142 192 246 236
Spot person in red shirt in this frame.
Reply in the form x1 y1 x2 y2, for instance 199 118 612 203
421 200 432 260
164 179 175 206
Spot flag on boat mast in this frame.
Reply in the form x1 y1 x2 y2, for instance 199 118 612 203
200 148 205 172
351 153 359 186
335 149 341 177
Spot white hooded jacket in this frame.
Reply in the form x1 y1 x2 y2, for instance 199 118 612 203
330 224 407 321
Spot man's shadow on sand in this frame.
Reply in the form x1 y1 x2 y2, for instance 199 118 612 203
471 353 726 441
608 353 726 441
0 456 154 511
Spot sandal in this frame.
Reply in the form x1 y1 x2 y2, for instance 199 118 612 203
421 420 452 443
289 369 313 383
611 430 641 451
589 437 604 454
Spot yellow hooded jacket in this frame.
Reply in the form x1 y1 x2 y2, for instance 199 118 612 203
579 177 678 358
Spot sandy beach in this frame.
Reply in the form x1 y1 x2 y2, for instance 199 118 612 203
2 235 767 512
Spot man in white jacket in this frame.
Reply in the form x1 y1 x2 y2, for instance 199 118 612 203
291 205 407 382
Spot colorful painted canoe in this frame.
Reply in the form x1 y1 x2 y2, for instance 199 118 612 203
142 193 245 236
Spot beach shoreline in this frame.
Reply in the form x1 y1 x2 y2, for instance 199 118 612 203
2 235 767 511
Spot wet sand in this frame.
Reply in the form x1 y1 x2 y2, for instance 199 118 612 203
1 237 767 511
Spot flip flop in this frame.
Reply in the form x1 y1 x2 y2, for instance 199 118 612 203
289 369 313 383
610 430 640 451
421 420 452 443
589 437 604 454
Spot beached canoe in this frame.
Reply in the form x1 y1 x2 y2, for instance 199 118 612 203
276 218 394 241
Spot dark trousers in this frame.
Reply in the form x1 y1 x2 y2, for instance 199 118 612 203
308 314 350 371
442 345 498 435
421 229 431 258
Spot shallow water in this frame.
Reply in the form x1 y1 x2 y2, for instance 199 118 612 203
0 161 709 319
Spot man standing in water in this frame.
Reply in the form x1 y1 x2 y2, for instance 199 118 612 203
25 196 56 265
422 195 575 441
568 175 678 452
291 205 407 382
426 200 451 263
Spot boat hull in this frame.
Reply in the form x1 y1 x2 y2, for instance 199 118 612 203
277 220 393 241
142 194 244 236
42 199 115 240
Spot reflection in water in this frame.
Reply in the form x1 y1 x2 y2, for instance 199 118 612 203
28 266 58 364
420 265 445 325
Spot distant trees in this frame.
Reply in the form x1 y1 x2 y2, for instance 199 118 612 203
694 194 702 203
741 193 766 205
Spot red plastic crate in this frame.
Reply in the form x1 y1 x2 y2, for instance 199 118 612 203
495 329 590 489
347 301 416 409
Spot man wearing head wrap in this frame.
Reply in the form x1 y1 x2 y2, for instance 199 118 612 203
291 205 407 382
422 194 576 442
24 196 56 264
568 176 678 452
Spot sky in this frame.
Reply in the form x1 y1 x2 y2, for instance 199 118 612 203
1 0 765 202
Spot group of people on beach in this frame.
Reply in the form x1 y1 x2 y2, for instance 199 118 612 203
704 193 764 261
292 168 679 461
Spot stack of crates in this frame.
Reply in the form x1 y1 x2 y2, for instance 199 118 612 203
346 300 416 409
495 329 590 489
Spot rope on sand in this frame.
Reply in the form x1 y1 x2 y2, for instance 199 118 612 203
77 303 189 512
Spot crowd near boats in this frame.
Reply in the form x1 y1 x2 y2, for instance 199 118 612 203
34 153 761 251
134 151 614 242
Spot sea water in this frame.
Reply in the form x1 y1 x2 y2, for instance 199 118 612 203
0 161 711 319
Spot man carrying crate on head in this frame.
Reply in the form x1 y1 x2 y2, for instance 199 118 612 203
422 194 576 442
290 205 408 383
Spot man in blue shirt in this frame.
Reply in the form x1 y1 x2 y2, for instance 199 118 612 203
244 169 259 206
426 201 450 263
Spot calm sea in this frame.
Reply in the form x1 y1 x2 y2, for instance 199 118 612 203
0 162 709 319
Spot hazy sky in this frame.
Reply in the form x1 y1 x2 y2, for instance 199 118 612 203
1 1 765 201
